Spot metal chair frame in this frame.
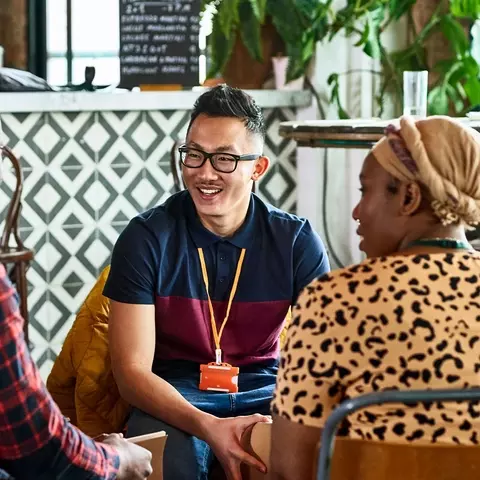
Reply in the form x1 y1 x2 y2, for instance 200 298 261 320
317 388 480 480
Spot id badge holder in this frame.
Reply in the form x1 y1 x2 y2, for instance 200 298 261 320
199 362 240 393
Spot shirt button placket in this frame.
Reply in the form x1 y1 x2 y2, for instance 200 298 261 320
217 246 230 294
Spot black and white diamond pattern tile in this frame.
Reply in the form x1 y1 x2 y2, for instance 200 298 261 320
97 137 143 193
124 111 165 159
30 345 56 382
145 135 178 169
26 114 68 164
148 110 190 141
50 112 93 139
48 224 98 286
1 113 44 165
99 112 142 137
264 108 297 157
123 168 170 213
75 113 117 161
256 109 297 211
48 135 95 171
74 171 118 222
0 163 47 231
49 286 92 343
97 196 138 227
1 106 299 380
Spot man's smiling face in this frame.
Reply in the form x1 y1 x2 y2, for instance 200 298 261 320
182 113 263 221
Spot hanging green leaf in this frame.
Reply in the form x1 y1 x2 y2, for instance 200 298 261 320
327 73 351 119
428 86 449 115
218 0 240 37
206 13 237 78
442 60 467 85
312 3 331 42
327 73 337 84
464 76 480 106
296 0 322 19
434 58 459 75
388 0 416 20
285 42 305 81
251 0 267 22
363 6 385 59
445 83 466 113
267 0 305 45
338 105 351 119
354 22 370 47
439 15 469 55
299 34 313 62
238 0 263 62
463 54 480 76
247 0 261 21
450 0 480 18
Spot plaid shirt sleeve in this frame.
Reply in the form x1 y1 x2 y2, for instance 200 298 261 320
0 265 120 479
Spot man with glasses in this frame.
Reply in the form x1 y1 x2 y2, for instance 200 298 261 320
104 85 330 480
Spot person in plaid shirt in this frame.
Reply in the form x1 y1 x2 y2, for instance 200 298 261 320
0 264 152 479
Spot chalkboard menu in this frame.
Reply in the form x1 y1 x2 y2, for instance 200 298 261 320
119 0 200 89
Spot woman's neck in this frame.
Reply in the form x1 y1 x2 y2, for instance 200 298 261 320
398 223 470 252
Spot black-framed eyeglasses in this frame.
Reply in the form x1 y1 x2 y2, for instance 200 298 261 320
178 145 260 173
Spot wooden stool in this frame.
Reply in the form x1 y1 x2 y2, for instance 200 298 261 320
0 145 34 345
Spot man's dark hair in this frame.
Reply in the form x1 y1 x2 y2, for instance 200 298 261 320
187 84 266 140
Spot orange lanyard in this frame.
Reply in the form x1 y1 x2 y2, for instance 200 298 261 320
197 248 246 364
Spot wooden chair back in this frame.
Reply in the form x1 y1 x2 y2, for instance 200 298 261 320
329 437 480 480
0 145 34 344
1 145 25 250
243 391 480 480
318 388 480 480
170 140 185 192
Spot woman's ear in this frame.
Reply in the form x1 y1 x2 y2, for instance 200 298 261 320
400 182 422 216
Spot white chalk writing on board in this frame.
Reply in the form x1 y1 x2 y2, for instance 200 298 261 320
119 0 200 88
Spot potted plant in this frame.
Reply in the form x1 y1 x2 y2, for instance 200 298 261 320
322 0 480 117
201 0 330 89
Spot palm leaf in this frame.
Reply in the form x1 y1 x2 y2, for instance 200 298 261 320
207 12 237 77
248 0 267 22
238 0 263 62
218 0 240 37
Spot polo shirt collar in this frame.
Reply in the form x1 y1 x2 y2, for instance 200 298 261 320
186 192 256 249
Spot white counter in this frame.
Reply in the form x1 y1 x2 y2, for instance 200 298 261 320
0 89 312 113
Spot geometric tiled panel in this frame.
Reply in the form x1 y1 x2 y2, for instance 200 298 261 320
0 106 298 380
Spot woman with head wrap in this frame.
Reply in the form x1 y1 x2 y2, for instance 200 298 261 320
269 116 480 480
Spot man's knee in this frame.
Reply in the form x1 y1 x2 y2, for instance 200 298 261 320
126 409 211 480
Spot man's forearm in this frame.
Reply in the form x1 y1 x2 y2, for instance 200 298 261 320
117 367 215 440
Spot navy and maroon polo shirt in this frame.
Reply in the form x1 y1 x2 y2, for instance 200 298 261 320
103 190 329 367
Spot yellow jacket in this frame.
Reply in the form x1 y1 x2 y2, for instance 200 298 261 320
47 266 291 437
46 266 130 437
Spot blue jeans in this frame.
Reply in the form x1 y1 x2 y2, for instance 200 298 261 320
125 360 278 480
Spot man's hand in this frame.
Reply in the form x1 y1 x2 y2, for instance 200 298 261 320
202 414 270 480
98 433 153 479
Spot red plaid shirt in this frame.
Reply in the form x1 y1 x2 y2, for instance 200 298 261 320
0 265 120 479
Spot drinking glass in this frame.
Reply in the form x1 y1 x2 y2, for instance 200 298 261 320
403 70 428 117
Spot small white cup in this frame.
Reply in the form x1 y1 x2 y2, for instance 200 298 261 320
403 70 428 117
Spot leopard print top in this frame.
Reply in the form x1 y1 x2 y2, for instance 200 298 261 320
272 251 480 444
